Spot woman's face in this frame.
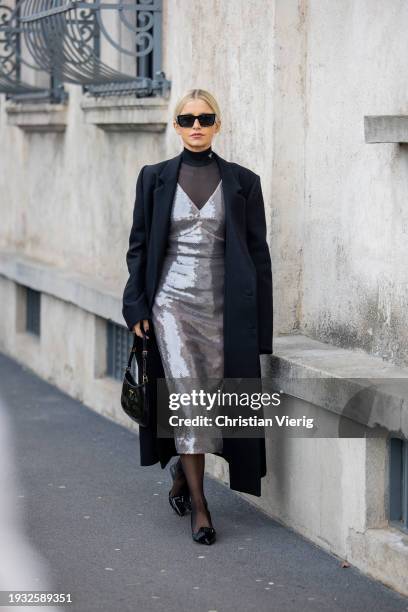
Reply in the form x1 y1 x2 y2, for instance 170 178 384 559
173 99 220 151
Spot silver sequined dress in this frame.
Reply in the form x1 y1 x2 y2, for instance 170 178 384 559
151 157 225 454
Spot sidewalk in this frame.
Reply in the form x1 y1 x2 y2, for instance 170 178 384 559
0 351 407 612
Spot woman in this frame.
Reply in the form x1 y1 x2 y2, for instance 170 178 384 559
122 89 273 545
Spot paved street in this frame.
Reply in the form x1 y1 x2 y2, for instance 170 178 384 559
0 351 407 612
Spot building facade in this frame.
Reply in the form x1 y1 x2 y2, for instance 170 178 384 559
0 0 407 595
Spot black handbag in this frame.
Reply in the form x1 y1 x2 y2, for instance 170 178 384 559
120 330 150 427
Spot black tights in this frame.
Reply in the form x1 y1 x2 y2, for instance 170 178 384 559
170 454 212 531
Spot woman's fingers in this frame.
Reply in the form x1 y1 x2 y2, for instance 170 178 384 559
133 319 150 338
133 321 143 338
142 319 150 338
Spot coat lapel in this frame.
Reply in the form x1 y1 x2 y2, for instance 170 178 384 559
147 150 246 309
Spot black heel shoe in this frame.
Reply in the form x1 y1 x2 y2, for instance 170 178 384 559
191 502 216 545
168 461 191 517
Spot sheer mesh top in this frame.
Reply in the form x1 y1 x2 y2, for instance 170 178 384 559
177 146 221 210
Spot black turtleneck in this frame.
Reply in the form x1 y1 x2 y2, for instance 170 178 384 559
181 145 214 166
178 145 221 209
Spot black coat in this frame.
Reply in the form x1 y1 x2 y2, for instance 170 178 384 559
122 150 273 496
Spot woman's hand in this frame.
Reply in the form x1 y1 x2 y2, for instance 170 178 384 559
133 319 150 339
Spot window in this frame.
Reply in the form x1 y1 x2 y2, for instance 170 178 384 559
2 0 170 99
26 287 41 336
389 436 408 532
1 1 67 103
106 320 136 381
81 0 169 97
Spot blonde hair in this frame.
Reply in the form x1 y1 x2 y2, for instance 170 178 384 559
173 89 221 126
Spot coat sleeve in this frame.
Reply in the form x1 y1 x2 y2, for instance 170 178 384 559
246 174 273 354
122 165 151 332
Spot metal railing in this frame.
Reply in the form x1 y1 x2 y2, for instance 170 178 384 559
19 0 170 98
0 1 66 102
1 1 170 102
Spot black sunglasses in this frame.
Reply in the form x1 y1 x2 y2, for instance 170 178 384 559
176 113 216 128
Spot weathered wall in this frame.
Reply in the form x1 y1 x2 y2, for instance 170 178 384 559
2 1 408 363
1 0 408 595
300 0 408 365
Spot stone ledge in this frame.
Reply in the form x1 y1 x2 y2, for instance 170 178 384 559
1 248 408 436
348 527 408 597
80 94 169 132
267 334 408 437
364 115 408 143
0 248 124 327
5 101 68 133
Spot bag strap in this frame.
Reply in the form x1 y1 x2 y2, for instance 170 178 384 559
127 330 149 383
